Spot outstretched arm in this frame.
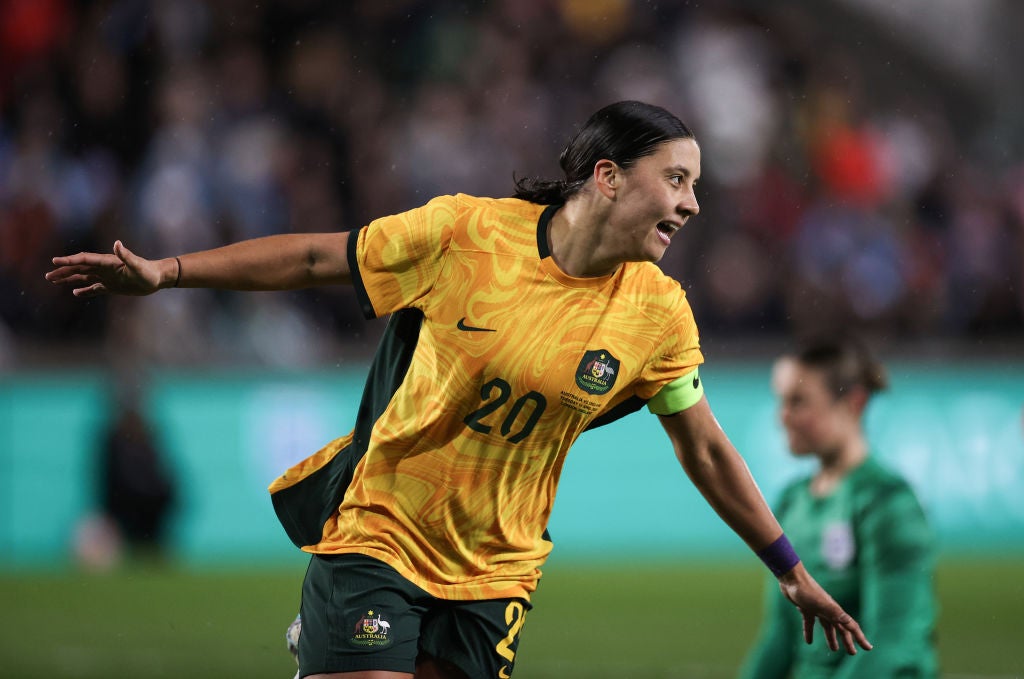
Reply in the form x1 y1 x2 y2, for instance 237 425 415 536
658 396 872 655
46 232 352 297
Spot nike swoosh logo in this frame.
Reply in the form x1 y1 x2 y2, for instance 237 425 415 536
457 317 496 332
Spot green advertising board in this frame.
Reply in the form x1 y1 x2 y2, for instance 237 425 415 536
2 361 1022 568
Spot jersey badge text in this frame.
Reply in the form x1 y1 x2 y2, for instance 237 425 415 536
575 349 620 395
351 609 393 648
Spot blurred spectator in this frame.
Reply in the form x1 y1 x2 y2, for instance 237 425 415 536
97 403 178 560
2 1 1022 366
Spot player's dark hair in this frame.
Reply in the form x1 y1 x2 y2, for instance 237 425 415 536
792 337 889 400
514 100 696 205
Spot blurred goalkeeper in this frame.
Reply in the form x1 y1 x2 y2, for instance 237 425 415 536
740 338 937 679
48 101 870 679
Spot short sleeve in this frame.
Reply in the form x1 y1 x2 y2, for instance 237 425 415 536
635 288 703 400
349 194 459 318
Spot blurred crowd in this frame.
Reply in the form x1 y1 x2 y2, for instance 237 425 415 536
2 0 1023 369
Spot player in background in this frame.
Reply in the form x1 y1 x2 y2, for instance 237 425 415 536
48 101 870 679
740 338 937 679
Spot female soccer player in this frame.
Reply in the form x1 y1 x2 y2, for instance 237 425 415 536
48 101 871 679
740 339 937 678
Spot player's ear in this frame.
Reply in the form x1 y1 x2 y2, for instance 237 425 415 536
594 159 619 199
843 384 870 417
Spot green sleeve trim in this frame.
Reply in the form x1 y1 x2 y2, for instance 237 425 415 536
648 367 704 415
347 226 376 319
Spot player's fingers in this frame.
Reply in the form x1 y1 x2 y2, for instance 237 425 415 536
113 240 143 273
45 267 72 283
46 264 96 282
48 272 93 286
73 282 107 297
51 251 115 268
802 611 814 645
823 620 839 652
838 625 858 655
839 616 872 652
49 255 82 267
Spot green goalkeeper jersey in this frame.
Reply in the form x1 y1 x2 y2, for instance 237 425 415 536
740 457 938 679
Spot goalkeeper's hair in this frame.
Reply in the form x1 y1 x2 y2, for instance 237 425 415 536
513 100 696 205
789 336 889 400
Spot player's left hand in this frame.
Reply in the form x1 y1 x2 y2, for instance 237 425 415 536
777 562 873 654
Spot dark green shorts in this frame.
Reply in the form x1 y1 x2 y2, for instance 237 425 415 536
298 553 531 678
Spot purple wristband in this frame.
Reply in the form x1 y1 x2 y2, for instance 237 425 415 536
757 534 801 577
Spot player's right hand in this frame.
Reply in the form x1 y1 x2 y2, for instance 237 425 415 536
46 241 170 297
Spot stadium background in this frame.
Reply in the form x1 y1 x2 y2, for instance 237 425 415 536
1 0 1023 677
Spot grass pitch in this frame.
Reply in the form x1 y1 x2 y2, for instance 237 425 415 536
1 558 1021 678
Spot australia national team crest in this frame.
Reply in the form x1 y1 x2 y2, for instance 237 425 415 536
575 349 620 395
351 609 393 648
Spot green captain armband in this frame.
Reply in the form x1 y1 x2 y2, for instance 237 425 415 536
647 367 704 416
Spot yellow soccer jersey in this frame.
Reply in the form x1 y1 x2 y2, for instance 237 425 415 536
270 194 702 601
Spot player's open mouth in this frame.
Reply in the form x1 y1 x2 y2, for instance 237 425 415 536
656 221 680 244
